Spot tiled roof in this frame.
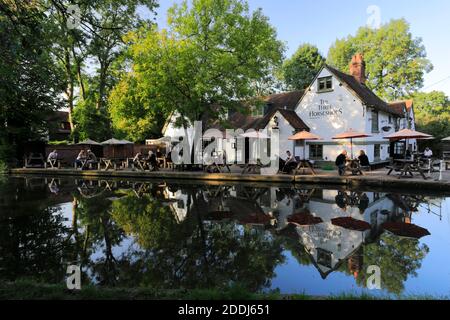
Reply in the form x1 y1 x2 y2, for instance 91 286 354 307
388 101 406 115
254 108 309 131
264 90 304 112
326 65 404 117
209 91 307 132
388 99 414 116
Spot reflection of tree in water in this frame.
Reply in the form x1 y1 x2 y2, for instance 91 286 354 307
75 193 125 286
110 190 285 291
0 206 73 283
276 224 311 266
345 232 429 295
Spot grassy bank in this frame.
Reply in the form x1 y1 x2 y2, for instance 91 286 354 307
1 280 445 300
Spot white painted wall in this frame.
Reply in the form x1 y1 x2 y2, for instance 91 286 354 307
295 67 401 162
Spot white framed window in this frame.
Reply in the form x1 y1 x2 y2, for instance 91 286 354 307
310 144 323 159
318 76 333 92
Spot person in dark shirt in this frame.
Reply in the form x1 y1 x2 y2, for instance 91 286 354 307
335 150 348 176
146 150 158 171
358 150 370 167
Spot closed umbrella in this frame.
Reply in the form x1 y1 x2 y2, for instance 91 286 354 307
101 138 133 159
101 138 133 145
332 129 371 159
77 139 101 146
288 130 322 160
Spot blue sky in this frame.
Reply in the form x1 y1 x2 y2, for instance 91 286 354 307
150 0 450 96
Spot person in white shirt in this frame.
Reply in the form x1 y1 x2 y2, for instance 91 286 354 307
47 150 58 162
423 147 433 158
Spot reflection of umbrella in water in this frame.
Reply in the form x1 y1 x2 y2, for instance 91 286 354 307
288 211 323 226
206 211 234 221
239 213 273 225
331 217 371 231
381 221 430 239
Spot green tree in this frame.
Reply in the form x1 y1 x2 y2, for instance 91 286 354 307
0 2 65 163
109 73 168 142
45 0 158 140
409 91 450 152
72 98 112 141
115 0 284 133
327 19 433 100
281 44 325 90
411 91 449 116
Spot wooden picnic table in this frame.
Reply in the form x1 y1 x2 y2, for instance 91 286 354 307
205 161 231 173
157 157 166 168
388 159 428 180
24 154 45 168
45 158 61 169
98 158 119 171
241 161 263 174
345 159 364 176
293 159 316 175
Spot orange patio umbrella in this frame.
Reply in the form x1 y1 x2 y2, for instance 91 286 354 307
383 129 433 157
384 129 433 140
332 129 371 159
288 130 322 160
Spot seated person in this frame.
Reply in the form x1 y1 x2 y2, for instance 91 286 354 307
282 151 297 173
146 151 158 171
86 149 98 167
156 148 163 159
335 150 348 176
358 150 370 167
423 147 433 159
47 150 58 162
75 150 87 168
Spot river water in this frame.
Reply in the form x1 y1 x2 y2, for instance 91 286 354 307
0 175 449 297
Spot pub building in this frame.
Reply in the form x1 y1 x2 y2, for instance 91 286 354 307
163 54 415 165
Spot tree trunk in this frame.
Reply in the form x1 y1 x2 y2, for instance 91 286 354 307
72 47 86 101
64 49 75 133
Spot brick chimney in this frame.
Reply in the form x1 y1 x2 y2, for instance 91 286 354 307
349 53 366 84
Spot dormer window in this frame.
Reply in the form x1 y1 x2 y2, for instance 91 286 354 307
318 76 333 92
251 104 264 117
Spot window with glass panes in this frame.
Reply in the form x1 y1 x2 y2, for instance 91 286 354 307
318 76 332 92
309 144 323 159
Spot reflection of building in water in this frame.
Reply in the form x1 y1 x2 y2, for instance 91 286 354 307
271 188 400 278
164 187 191 223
